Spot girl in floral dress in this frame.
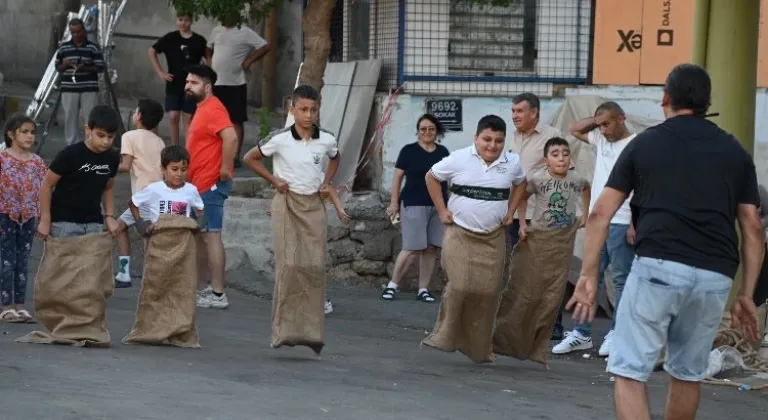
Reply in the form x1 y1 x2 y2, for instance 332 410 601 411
0 114 48 323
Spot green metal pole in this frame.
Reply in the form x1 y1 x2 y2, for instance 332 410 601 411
692 0 710 67
703 0 761 308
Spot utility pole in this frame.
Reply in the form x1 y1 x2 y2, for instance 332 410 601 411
693 0 761 308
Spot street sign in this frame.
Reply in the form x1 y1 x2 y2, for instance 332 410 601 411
425 99 463 132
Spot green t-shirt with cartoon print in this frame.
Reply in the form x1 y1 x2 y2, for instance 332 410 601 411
527 169 588 230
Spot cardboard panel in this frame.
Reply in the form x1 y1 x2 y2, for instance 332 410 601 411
758 0 768 87
592 0 643 85
639 0 695 85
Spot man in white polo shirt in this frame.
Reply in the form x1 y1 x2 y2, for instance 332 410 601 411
420 115 527 364
554 101 636 357
242 85 339 357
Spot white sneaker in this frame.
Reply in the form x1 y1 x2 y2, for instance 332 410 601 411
197 292 229 309
324 300 334 315
599 330 614 357
762 333 768 347
552 330 593 355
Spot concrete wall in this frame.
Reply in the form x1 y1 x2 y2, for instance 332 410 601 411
0 0 303 109
374 85 768 191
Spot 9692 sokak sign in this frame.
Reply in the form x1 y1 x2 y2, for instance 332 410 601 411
425 99 463 132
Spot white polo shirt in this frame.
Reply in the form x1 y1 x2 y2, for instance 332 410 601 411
431 145 526 233
258 125 339 195
587 129 635 225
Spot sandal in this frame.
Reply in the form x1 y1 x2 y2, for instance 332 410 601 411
15 309 34 323
0 309 20 323
417 290 436 303
381 287 397 300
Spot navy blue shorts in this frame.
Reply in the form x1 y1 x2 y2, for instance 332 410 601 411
165 93 197 115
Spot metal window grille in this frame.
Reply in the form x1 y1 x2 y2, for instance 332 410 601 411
329 0 345 62
396 0 591 96
366 0 401 90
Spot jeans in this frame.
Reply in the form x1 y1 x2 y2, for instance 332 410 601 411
608 256 731 382
573 223 634 337
0 215 36 306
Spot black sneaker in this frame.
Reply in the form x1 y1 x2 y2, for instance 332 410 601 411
115 280 132 289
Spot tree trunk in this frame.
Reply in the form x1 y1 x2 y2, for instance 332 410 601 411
298 0 337 100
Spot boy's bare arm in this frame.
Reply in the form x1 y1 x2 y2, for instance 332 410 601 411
118 155 133 173
128 200 141 223
243 146 283 189
36 171 61 238
196 209 207 230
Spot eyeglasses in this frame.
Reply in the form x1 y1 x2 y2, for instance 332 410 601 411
419 127 436 133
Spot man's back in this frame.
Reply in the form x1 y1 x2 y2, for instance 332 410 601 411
608 115 759 278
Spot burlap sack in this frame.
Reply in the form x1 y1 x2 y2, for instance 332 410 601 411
421 225 506 364
17 232 114 347
270 191 327 355
123 215 201 348
493 224 579 364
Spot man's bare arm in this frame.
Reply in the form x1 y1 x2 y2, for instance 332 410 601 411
242 44 271 69
569 117 598 143
219 127 238 168
737 203 765 298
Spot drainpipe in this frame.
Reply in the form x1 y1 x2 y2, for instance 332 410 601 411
691 0 709 67
700 0 761 308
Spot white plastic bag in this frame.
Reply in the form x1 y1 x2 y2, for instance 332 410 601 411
705 345 746 378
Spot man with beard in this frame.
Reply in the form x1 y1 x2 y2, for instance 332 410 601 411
421 115 527 364
183 64 238 309
148 11 207 145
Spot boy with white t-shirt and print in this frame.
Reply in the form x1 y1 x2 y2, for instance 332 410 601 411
555 101 637 357
114 98 167 288
129 145 204 235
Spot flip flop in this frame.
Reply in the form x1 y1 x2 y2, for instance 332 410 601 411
15 309 35 324
0 309 20 323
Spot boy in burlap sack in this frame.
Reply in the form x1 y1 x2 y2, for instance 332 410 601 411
18 106 122 347
243 85 340 357
122 145 205 348
420 115 527 364
493 137 591 364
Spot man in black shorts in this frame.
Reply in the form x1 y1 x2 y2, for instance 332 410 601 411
206 15 270 166
148 11 207 145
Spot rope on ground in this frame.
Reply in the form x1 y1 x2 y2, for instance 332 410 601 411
703 327 768 391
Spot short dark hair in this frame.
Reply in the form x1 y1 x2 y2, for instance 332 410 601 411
87 105 121 134
177 11 193 19
543 137 570 156
292 85 320 104
3 113 36 147
161 145 190 168
416 113 445 138
185 64 217 86
136 98 164 130
476 115 506 136
512 92 541 113
68 18 85 29
595 101 625 118
664 64 711 117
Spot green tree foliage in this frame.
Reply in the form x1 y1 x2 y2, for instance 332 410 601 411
167 0 277 25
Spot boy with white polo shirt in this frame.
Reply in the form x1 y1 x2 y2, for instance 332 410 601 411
243 84 340 356
420 115 527 364
555 101 637 356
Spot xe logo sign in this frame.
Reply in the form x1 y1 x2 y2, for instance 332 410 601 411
617 30 642 52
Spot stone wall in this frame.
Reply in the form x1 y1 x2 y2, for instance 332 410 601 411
223 178 445 291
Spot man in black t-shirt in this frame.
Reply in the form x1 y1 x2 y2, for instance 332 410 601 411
37 105 121 239
148 12 207 145
568 64 765 419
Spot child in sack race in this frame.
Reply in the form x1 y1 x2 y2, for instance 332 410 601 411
420 115 528 364
492 137 591 364
0 114 48 323
122 145 206 348
243 84 340 356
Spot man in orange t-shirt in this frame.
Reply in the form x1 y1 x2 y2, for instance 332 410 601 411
184 64 238 310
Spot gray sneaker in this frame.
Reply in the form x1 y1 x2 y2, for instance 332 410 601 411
197 293 229 309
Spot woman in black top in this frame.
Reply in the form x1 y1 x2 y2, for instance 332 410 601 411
382 114 450 302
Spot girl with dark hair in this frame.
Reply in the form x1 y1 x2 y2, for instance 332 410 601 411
382 114 450 302
0 113 48 323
